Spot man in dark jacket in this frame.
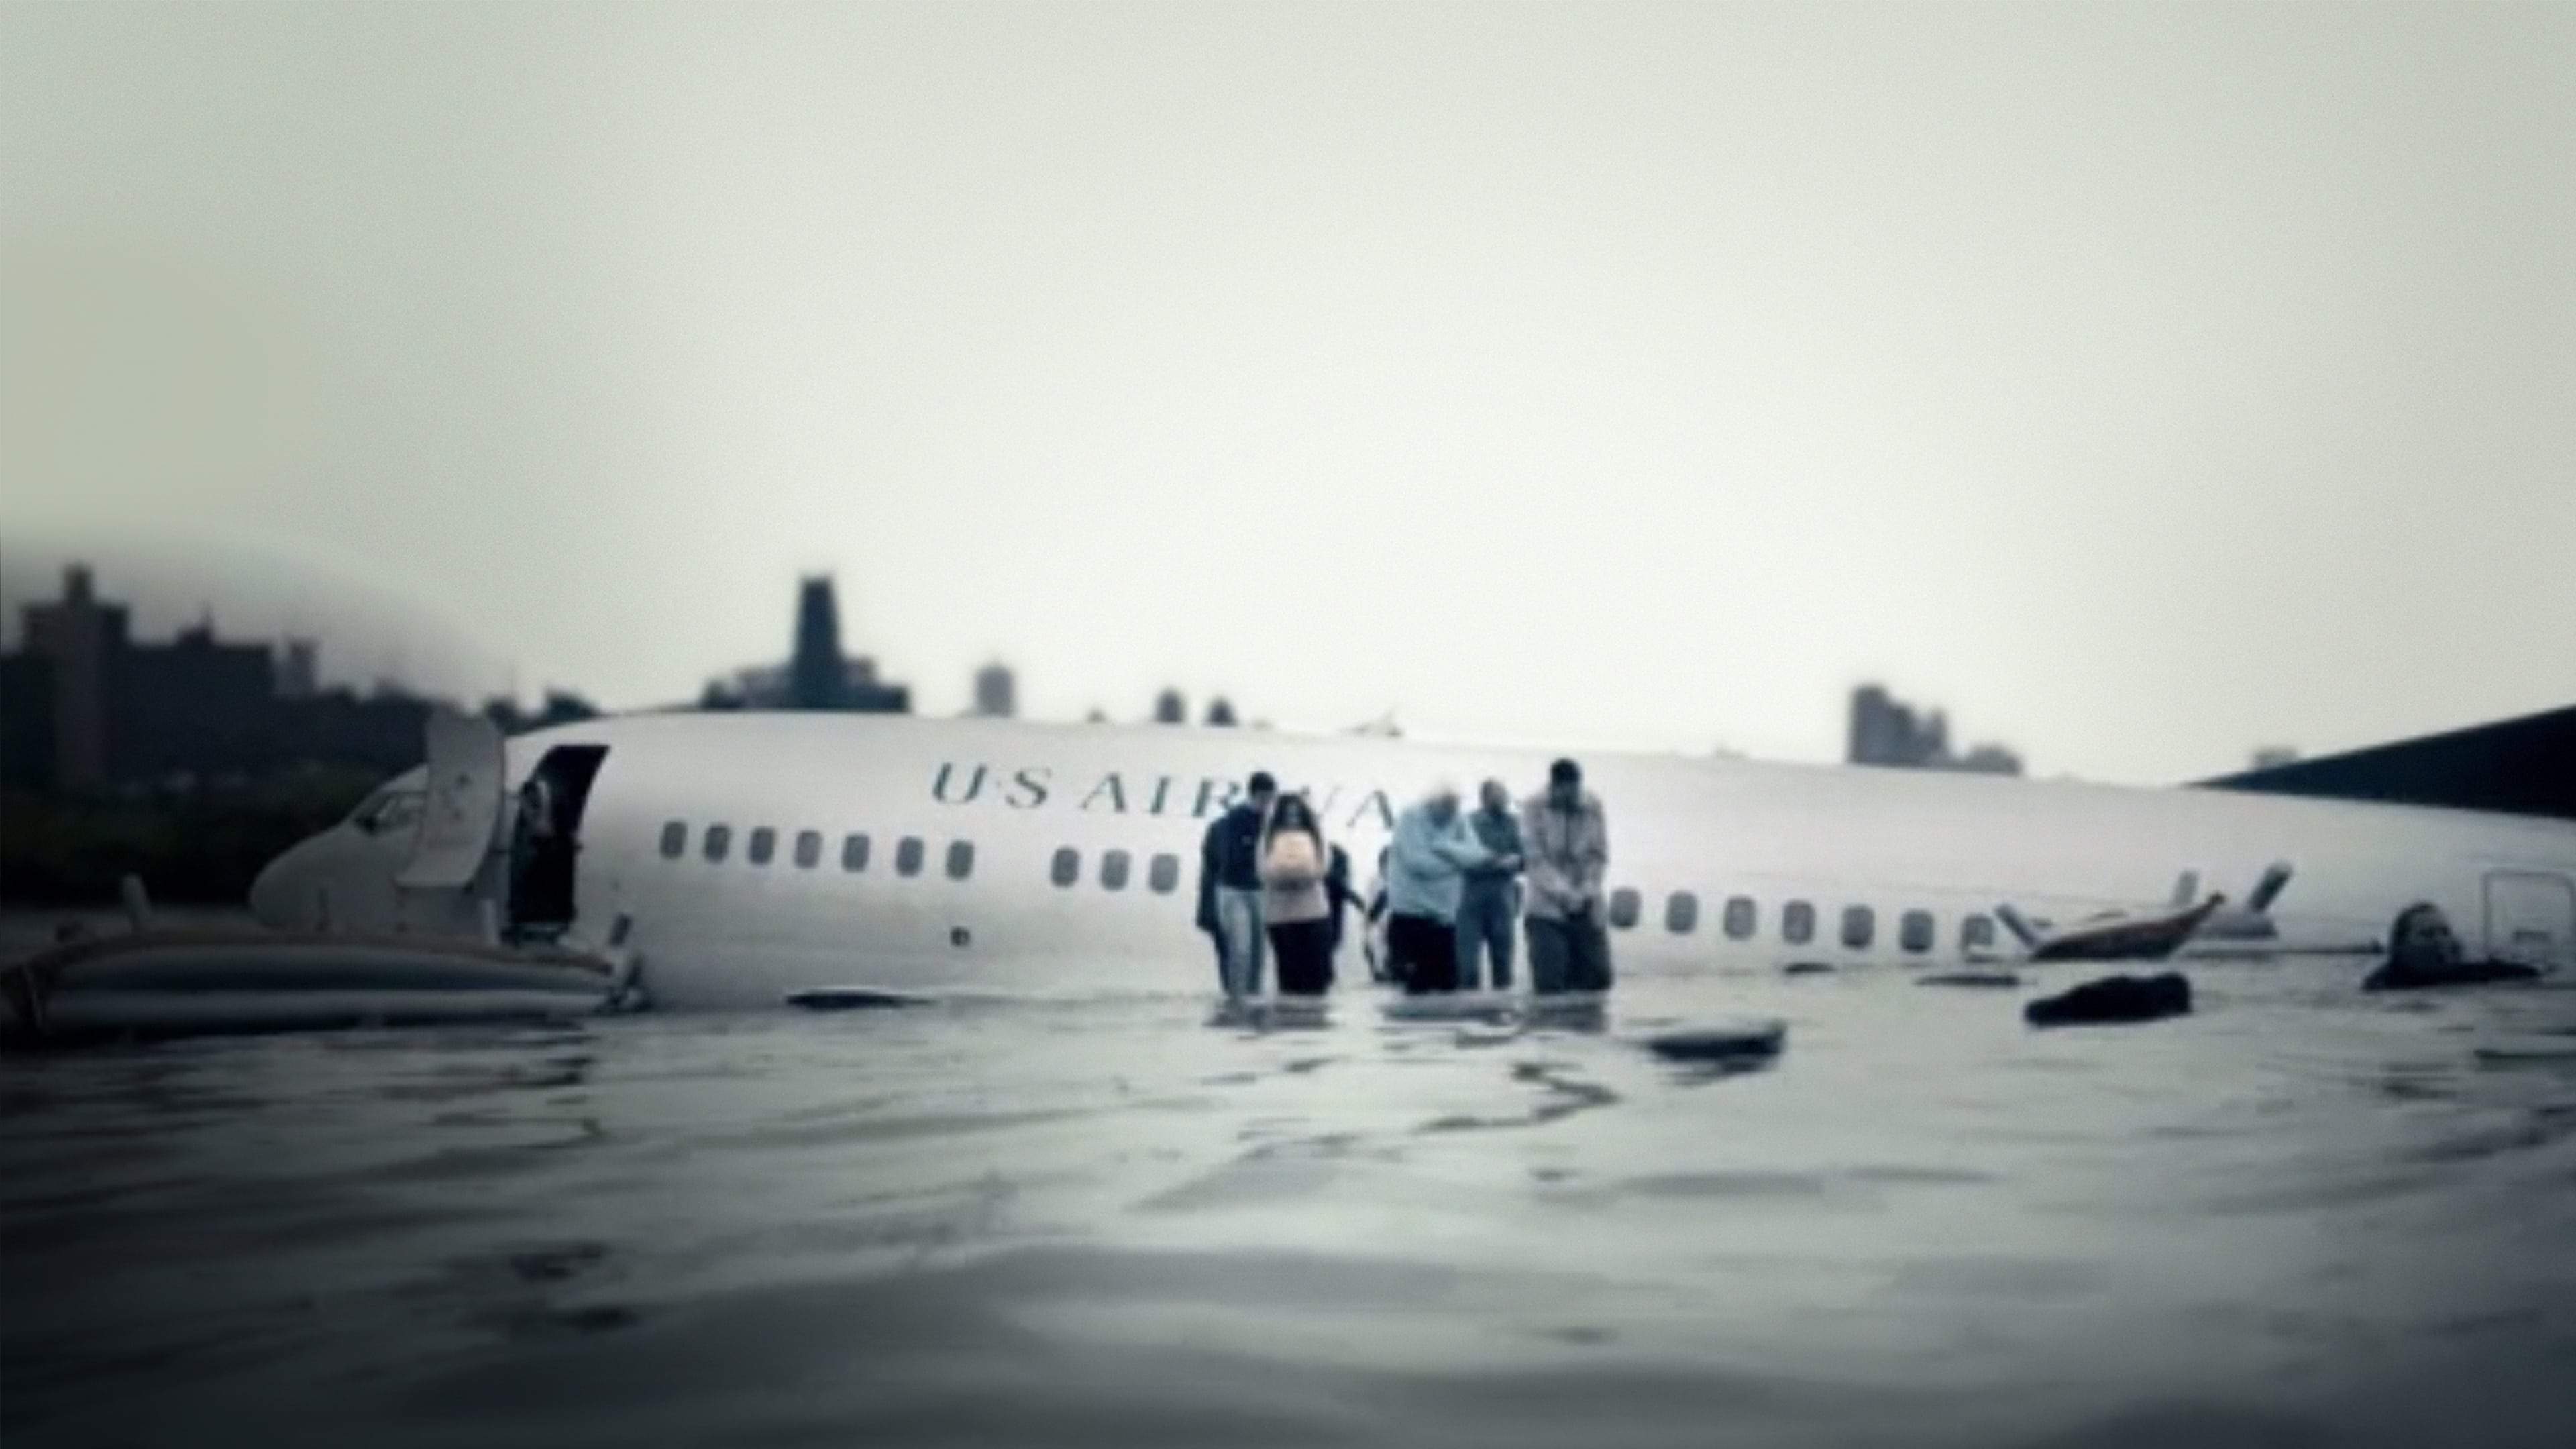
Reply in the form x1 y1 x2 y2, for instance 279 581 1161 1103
1196 771 1276 996
1456 779 1525 989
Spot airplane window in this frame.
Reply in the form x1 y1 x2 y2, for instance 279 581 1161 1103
1149 853 1181 894
1962 914 1996 951
841 833 870 873
1608 888 1641 930
1841 905 1875 950
1051 847 1080 888
1666 891 1699 934
794 830 822 869
1724 896 1757 940
1900 909 1935 953
748 827 777 866
1783 900 1814 945
659 821 687 859
896 837 924 877
1101 849 1131 891
704 824 733 863
947 841 975 880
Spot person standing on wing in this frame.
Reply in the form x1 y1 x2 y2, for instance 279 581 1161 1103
1385 782 1503 994
1197 771 1277 996
1524 758 1612 995
1456 778 1525 991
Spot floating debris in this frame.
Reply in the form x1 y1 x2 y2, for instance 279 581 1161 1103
2023 972 2192 1027
1639 1017 1788 1065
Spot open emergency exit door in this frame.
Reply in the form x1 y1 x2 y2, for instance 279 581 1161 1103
398 710 506 891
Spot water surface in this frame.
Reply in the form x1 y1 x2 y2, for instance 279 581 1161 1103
6 952 2575 1448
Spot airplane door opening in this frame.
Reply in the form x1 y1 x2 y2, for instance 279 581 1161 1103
2484 871 2576 971
509 744 609 938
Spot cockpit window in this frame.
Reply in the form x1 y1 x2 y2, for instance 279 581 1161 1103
352 789 425 836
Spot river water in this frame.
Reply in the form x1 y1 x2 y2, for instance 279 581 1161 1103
5 947 2574 1448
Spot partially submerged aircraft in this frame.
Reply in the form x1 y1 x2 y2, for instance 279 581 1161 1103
11 708 2570 1035
205 708 2574 1010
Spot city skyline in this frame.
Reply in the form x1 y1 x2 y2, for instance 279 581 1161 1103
11 549 2565 786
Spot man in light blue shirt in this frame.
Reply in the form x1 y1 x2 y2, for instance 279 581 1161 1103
1385 784 1509 993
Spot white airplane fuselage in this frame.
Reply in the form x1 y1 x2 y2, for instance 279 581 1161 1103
248 712 2576 1008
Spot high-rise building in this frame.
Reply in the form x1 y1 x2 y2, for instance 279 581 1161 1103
277 639 319 698
18 565 124 788
1847 683 2022 775
788 575 847 710
972 662 1016 718
700 575 909 713
1152 688 1187 724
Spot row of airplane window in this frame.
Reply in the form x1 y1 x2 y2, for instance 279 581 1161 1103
655 822 1997 953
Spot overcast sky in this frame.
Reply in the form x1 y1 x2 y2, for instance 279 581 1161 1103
4 1 2569 782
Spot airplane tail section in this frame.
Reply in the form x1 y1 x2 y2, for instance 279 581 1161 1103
2200 706 2576 821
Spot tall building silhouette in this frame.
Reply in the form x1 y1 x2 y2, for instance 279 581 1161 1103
702 574 908 713
1847 684 2021 775
972 662 1016 718
1152 688 1187 724
788 576 846 710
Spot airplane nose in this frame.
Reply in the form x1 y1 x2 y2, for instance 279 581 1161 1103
248 846 301 928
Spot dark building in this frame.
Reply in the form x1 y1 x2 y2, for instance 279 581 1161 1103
2204 707 2576 822
2 564 438 792
972 662 1016 718
789 575 848 709
18 564 124 788
0 650 56 790
1847 684 2022 775
117 620 279 780
702 574 909 713
1152 688 1187 724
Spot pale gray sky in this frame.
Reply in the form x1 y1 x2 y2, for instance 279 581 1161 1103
5 1 2570 782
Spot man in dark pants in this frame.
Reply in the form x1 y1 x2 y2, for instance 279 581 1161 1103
1456 779 1524 990
1523 758 1611 994
1385 783 1502 993
1196 771 1276 996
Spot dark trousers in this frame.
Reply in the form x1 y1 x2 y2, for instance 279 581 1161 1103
1268 918 1335 996
1456 883 1518 989
1391 913 1460 994
1527 914 1613 994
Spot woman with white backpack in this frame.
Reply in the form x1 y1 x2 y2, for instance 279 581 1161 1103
1258 792 1336 996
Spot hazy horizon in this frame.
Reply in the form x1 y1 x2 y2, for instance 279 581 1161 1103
6 2 2571 782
